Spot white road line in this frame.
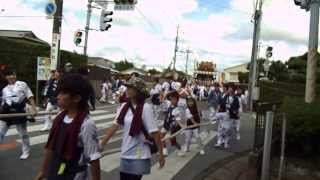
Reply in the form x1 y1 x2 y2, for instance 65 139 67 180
5 111 115 137
16 114 117 146
143 130 217 180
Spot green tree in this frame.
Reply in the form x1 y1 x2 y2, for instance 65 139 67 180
268 60 289 81
147 68 160 75
114 60 134 71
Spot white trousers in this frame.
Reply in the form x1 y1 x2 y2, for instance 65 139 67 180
44 102 58 129
0 121 30 154
184 128 204 151
217 120 233 145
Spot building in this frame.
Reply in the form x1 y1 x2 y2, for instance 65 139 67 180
0 30 49 46
221 63 249 83
121 67 146 77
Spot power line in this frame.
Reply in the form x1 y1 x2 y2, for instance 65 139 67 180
135 6 159 32
0 15 46 18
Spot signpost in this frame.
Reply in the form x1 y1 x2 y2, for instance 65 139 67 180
45 0 57 18
50 33 60 70
37 57 51 106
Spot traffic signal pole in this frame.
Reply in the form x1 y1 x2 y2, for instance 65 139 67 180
248 0 263 111
173 25 179 71
305 0 319 103
84 0 93 58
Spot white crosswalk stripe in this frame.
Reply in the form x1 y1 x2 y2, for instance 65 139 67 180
4 109 114 137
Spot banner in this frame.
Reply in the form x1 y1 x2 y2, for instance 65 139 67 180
37 57 51 81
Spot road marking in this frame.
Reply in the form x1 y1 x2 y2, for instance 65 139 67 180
143 130 217 180
15 114 117 146
5 111 115 137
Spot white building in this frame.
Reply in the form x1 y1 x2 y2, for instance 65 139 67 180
221 63 249 83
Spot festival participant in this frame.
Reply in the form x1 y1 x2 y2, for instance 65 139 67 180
99 78 109 103
150 78 163 122
207 83 221 122
161 91 185 157
41 70 61 131
100 78 165 180
183 97 205 155
0 69 37 160
214 103 233 149
36 74 101 180
226 86 241 140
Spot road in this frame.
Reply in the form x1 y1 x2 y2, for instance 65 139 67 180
0 102 255 180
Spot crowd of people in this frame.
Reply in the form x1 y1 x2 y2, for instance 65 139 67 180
0 67 249 180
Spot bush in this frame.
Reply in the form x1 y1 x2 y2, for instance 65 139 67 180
280 97 320 157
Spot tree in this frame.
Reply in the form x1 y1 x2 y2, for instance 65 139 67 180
268 61 289 81
238 72 249 83
114 60 134 71
147 68 160 75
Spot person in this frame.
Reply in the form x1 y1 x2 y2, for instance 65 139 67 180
213 103 233 149
226 86 241 140
36 74 101 180
178 79 191 110
184 97 205 155
77 67 96 111
236 87 247 113
207 83 221 122
0 69 37 160
41 70 61 131
199 85 206 101
99 78 109 103
150 78 163 122
100 78 165 180
161 91 185 157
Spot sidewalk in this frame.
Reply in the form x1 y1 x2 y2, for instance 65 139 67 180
203 153 257 180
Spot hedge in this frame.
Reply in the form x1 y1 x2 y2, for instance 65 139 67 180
0 37 87 95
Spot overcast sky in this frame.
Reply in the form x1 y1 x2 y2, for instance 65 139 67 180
0 0 310 72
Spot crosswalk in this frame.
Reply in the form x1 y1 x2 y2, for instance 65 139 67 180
1 104 218 179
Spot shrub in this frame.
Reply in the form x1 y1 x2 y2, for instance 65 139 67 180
279 97 320 157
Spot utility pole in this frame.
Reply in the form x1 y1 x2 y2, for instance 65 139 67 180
84 0 93 59
50 0 63 70
248 0 263 111
173 25 179 71
305 0 319 103
185 48 192 75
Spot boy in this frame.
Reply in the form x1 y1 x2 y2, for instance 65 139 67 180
36 74 101 180
0 69 37 160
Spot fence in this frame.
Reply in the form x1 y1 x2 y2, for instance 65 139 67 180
253 102 287 180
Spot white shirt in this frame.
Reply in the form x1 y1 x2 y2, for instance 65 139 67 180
162 82 170 93
2 81 33 106
114 103 158 159
101 82 108 94
62 115 102 180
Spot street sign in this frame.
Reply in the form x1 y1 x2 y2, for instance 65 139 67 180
50 33 60 70
37 57 51 81
45 1 57 18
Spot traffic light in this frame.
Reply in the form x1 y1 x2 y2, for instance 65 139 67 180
74 30 83 46
100 10 113 31
294 0 310 11
266 46 273 58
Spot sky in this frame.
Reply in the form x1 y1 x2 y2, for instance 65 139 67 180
0 0 311 72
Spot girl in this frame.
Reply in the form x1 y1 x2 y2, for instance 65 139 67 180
100 78 165 180
184 97 205 155
36 74 101 180
161 91 185 157
99 78 109 103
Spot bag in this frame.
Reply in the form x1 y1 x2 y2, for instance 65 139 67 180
128 103 158 154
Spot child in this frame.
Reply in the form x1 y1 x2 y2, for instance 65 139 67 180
214 103 233 149
184 97 205 155
161 91 185 157
36 74 101 180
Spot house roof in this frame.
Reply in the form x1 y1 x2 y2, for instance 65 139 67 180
88 57 115 69
0 30 49 45
121 67 146 75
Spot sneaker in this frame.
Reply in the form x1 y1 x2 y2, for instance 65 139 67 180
177 150 185 157
40 127 49 132
20 152 30 160
200 150 206 155
236 134 241 140
163 148 168 156
214 143 222 147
